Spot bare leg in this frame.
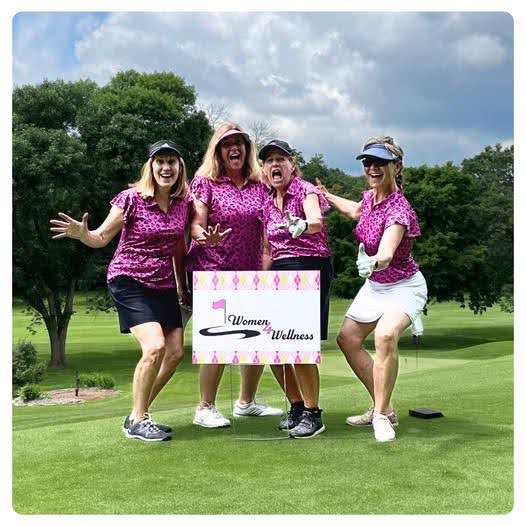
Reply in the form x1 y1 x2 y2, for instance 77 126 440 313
129 322 166 421
373 308 411 414
270 364 303 403
238 365 265 404
199 364 225 406
336 317 377 400
293 364 319 408
147 327 184 408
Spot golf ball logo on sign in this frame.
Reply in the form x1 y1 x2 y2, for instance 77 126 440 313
192 271 321 364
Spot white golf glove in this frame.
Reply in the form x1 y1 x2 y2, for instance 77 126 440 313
278 211 308 239
356 243 377 278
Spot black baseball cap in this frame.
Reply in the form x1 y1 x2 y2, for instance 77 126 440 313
258 139 296 161
149 140 182 158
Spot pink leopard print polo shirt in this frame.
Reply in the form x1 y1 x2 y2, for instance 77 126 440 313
185 175 267 271
107 188 191 289
355 189 420 284
263 176 331 261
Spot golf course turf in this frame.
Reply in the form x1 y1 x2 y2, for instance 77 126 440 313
12 298 513 514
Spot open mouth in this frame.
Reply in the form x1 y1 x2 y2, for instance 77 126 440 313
369 173 383 179
229 152 241 161
271 168 282 181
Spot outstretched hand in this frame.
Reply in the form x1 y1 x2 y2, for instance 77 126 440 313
356 242 377 278
277 211 308 239
50 212 89 240
315 177 329 197
196 224 233 246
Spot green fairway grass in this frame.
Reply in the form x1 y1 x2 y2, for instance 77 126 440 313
12 297 513 514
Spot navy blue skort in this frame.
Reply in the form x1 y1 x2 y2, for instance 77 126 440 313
108 276 182 334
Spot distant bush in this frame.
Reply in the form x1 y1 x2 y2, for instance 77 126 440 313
12 340 46 391
78 373 116 390
18 384 43 402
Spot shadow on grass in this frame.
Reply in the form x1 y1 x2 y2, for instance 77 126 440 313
398 329 512 353
322 322 512 354
160 412 513 447
317 412 512 443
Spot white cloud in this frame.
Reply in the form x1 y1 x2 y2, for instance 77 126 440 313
452 33 507 66
71 13 372 121
12 12 513 171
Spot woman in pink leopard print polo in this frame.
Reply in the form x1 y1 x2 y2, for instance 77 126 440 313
317 136 427 443
50 140 191 443
187 123 283 429
259 139 333 440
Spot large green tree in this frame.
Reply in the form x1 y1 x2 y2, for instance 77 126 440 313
460 144 513 311
13 72 212 365
13 79 97 366
405 163 490 312
78 70 211 197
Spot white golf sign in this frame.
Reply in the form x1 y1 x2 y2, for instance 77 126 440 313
192 270 320 364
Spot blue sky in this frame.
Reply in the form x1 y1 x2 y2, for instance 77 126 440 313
12 11 513 174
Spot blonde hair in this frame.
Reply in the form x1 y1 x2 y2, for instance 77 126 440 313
132 154 188 199
196 122 261 182
363 135 404 190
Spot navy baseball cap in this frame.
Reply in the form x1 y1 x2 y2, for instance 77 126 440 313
356 143 400 161
258 139 296 161
149 140 182 158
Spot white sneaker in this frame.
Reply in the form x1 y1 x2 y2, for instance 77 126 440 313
372 411 396 442
346 406 399 427
233 399 284 417
193 404 231 428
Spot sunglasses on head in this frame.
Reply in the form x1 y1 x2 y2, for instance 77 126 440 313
362 157 391 168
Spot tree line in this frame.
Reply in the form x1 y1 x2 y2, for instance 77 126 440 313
12 70 513 366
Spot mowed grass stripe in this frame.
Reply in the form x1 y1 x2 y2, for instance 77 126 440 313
13 355 512 514
12 299 513 514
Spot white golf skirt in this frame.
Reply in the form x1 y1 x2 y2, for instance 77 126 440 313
345 271 427 329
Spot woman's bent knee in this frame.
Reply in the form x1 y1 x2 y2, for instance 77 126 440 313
374 327 399 349
165 347 184 365
337 330 362 353
142 342 166 364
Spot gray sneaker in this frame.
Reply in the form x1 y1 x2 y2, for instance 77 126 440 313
126 418 172 442
346 407 399 427
144 412 172 433
122 415 132 435
289 409 325 439
123 413 172 435
278 403 305 431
